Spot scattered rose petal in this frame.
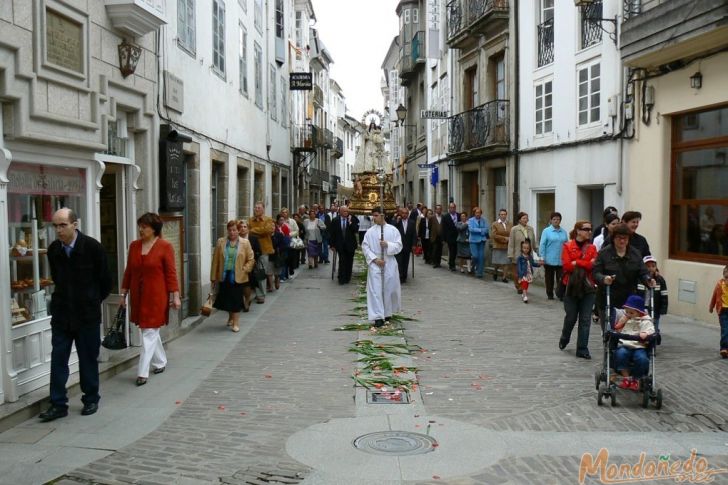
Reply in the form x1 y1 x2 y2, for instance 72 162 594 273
432 442 440 447
264 374 272 378
415 424 421 428
414 414 420 417
175 400 182 405
240 412 246 415
429 420 436 423
432 475 441 480
218 405 225 410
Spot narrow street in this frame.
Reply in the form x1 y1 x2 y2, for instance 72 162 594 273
2 255 728 484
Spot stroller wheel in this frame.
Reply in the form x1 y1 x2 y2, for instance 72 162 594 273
655 389 663 410
597 388 605 406
641 389 650 408
610 391 617 407
594 371 601 391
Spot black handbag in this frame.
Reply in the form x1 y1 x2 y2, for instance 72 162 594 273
251 259 267 284
102 307 127 350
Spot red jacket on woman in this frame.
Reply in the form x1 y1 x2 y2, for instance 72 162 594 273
122 238 179 328
561 239 598 286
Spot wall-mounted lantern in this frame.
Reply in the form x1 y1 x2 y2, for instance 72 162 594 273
118 39 142 78
690 71 703 89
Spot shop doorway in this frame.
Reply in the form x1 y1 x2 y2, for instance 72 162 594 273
535 191 555 236
99 165 130 345
461 171 479 215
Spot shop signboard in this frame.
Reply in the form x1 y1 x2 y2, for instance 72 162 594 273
159 140 185 212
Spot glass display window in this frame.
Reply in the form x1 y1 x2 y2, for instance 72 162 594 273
7 163 86 325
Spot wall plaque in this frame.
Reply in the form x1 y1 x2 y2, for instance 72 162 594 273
46 9 83 74
164 71 184 113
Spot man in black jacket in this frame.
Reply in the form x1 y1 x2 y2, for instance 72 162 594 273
330 205 360 284
395 207 418 283
441 202 459 271
39 208 111 422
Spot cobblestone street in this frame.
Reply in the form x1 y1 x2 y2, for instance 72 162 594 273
3 255 728 484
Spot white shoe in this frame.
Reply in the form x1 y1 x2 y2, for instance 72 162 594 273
522 294 528 303
460 267 465 273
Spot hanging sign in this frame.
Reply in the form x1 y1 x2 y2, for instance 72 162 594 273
421 110 449 119
290 72 313 90
159 140 185 212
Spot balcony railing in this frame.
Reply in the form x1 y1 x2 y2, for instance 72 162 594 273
312 125 324 147
309 168 329 186
324 129 334 149
332 137 344 159
537 19 554 67
447 0 509 42
291 124 314 152
312 85 324 107
448 100 509 155
581 0 603 49
447 0 464 39
623 0 664 19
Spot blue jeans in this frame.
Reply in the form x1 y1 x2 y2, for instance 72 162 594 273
720 310 728 350
469 241 485 277
562 292 595 355
50 324 101 409
321 239 329 262
614 346 649 378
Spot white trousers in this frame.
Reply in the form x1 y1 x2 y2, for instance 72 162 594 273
137 328 167 378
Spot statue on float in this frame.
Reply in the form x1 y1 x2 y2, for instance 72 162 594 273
348 110 397 216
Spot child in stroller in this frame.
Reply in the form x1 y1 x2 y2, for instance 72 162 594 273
614 294 655 391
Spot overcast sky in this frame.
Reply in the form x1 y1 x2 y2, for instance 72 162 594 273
310 0 399 122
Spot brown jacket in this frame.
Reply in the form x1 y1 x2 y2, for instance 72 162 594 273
210 237 255 284
429 214 443 241
248 216 275 255
490 219 512 249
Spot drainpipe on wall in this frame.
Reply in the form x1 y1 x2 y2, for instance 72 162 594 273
512 0 520 217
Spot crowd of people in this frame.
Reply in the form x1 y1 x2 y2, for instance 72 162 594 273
35 200 728 423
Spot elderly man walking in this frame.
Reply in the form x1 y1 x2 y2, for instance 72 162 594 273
39 208 111 422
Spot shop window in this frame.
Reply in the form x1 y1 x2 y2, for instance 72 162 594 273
670 105 728 263
8 163 86 326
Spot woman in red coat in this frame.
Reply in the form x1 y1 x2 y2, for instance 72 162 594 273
558 220 598 360
120 213 180 386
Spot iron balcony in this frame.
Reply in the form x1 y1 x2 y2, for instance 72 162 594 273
447 100 510 159
447 0 509 49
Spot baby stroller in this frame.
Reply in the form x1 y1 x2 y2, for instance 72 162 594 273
594 286 663 408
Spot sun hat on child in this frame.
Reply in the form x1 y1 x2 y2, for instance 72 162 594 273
623 294 647 315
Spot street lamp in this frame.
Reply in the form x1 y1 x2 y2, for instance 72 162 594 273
396 104 408 126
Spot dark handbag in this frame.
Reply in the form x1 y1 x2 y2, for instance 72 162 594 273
102 307 127 350
251 259 266 284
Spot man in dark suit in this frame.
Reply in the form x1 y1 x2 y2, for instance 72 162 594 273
429 204 444 268
39 208 112 422
330 205 360 284
395 207 418 283
442 202 459 271
418 209 432 264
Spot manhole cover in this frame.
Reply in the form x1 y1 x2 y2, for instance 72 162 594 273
353 431 438 456
367 389 410 404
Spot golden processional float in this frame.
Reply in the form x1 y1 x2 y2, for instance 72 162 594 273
348 110 397 217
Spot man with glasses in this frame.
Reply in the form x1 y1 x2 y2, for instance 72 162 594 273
39 208 111 422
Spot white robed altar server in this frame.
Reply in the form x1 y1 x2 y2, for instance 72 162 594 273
361 207 402 326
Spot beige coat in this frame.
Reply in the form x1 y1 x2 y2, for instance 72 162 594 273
507 224 537 260
210 237 255 284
